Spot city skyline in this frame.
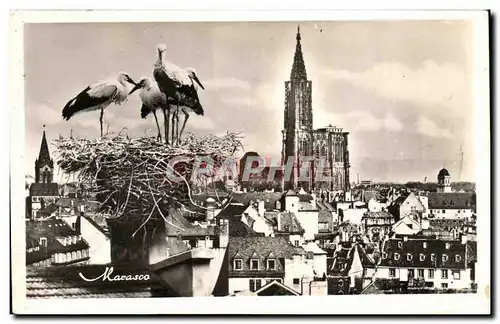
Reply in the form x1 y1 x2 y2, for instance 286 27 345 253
25 21 476 183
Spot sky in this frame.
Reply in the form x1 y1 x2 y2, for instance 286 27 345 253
24 20 477 183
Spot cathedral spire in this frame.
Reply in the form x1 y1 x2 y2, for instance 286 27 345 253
290 25 308 81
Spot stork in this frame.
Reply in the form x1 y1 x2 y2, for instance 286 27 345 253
153 44 205 144
128 76 169 143
129 76 204 144
62 72 137 137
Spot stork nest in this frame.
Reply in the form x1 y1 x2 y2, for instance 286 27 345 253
54 131 243 229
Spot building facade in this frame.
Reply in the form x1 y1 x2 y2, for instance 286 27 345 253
281 26 350 192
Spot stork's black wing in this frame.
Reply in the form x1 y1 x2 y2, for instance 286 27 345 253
62 83 116 120
141 104 153 119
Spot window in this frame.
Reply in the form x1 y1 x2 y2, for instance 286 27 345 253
293 278 300 285
338 279 344 287
441 270 448 279
455 255 462 262
389 268 396 278
441 283 448 289
249 279 262 292
294 240 299 247
407 253 413 261
411 206 416 212
306 251 314 259
423 242 427 248
430 253 435 262
267 259 276 270
452 271 461 280
382 252 388 259
234 259 242 270
420 254 425 261
394 253 400 261
250 259 259 270
418 269 425 278
445 243 450 249
428 269 434 279
398 242 403 248
442 254 448 262
408 269 415 278
442 209 446 214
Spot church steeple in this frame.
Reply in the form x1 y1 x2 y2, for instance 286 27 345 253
35 125 54 183
290 25 308 81
37 125 51 164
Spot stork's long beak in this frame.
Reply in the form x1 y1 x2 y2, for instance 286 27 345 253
192 74 205 90
126 76 137 85
129 83 142 95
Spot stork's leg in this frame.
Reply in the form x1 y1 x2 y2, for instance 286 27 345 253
166 108 170 145
179 109 189 141
99 107 104 137
176 102 180 145
171 109 176 145
153 110 162 142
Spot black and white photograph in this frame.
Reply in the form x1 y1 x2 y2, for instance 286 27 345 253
9 9 491 315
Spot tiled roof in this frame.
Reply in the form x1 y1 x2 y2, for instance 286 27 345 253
427 192 475 210
228 236 304 277
30 183 59 197
229 217 264 237
362 190 383 203
362 211 394 219
378 238 468 269
26 263 179 298
216 204 248 219
254 280 301 296
263 211 304 234
26 219 78 239
38 203 58 217
298 194 314 202
26 219 90 265
232 192 282 210
318 209 333 223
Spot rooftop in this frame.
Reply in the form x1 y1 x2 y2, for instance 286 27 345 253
26 263 178 298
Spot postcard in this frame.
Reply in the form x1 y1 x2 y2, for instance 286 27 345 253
10 9 491 315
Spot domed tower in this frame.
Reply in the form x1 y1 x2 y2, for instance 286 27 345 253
437 168 451 193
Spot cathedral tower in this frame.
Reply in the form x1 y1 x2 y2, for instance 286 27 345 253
281 26 314 191
34 125 54 183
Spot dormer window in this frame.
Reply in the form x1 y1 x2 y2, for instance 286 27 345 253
419 254 425 261
455 255 462 262
394 253 400 261
442 254 448 262
431 253 435 262
445 243 450 249
382 252 388 259
267 259 276 270
423 242 427 248
407 253 413 261
398 242 403 249
39 237 47 247
250 259 259 270
234 259 242 270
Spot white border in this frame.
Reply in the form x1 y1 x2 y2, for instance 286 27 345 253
9 9 491 315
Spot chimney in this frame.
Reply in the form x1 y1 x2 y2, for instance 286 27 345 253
258 200 265 216
403 236 408 242
218 219 229 248
206 198 216 221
